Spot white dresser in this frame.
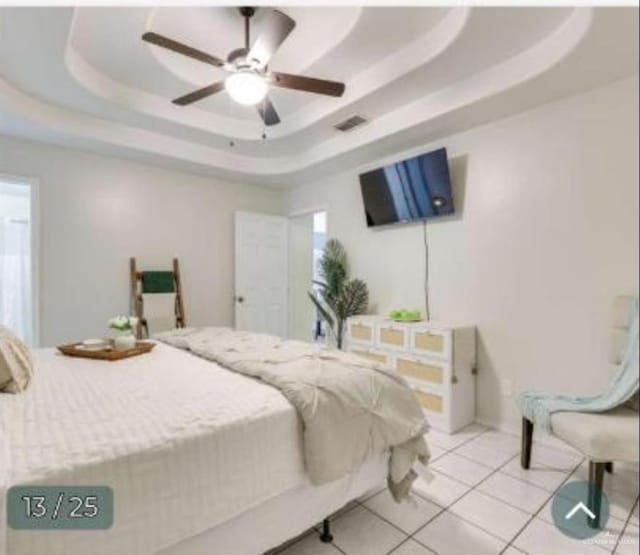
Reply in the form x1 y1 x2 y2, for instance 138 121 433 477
345 316 477 433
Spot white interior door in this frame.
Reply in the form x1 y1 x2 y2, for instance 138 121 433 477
235 211 288 336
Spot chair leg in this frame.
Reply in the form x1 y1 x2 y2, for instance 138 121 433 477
605 462 613 474
521 418 534 469
588 461 606 529
320 519 333 543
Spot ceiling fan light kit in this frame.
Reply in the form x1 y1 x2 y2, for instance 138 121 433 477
142 6 345 128
225 71 268 106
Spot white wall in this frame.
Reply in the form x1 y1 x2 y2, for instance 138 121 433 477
287 76 639 432
0 136 285 346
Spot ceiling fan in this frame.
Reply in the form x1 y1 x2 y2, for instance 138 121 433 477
142 7 346 126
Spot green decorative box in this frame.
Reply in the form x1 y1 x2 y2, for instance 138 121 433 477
389 309 423 322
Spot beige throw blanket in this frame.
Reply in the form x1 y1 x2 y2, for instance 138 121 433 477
156 327 430 501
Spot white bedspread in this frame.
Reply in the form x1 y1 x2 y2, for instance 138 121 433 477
0 343 306 555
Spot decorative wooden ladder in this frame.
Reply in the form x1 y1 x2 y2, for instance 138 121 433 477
129 257 186 339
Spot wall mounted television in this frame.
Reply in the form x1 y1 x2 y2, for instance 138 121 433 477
359 147 454 228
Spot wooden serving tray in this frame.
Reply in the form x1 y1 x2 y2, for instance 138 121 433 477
57 341 155 361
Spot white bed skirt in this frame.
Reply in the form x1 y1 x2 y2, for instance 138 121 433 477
157 453 388 555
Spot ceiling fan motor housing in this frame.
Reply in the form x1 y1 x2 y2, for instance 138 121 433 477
227 48 250 66
142 6 344 128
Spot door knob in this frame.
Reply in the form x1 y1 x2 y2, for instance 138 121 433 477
235 295 245 303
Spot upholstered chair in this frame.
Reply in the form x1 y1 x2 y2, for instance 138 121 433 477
520 295 639 527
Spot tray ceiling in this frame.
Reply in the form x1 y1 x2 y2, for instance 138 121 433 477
0 6 638 186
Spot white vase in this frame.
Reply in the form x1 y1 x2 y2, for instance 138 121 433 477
114 333 136 351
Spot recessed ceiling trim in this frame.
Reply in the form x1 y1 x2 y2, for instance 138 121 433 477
62 7 470 142
0 7 595 182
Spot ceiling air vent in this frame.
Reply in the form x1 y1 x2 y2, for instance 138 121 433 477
333 115 368 132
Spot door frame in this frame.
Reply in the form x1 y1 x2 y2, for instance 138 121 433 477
287 206 329 340
0 173 40 346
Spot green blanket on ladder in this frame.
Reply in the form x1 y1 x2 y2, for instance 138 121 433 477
517 297 639 432
141 271 175 294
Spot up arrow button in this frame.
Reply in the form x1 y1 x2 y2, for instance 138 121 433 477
551 480 609 540
565 501 596 521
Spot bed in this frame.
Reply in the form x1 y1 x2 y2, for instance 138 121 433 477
0 338 416 555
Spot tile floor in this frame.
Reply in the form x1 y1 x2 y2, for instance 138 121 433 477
270 424 639 555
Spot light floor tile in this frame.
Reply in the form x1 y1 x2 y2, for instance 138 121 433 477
412 471 470 508
389 538 437 555
330 505 406 555
450 422 489 440
455 440 517 469
364 488 441 534
478 471 551 514
425 429 463 449
631 502 639 525
463 430 521 456
615 523 639 555
431 452 494 486
530 443 583 471
502 547 527 555
502 457 571 492
513 517 613 555
449 489 531 542
424 428 468 450
278 532 343 555
414 511 506 555
604 488 638 522
358 482 387 503
427 443 448 461
425 423 486 449
606 466 640 495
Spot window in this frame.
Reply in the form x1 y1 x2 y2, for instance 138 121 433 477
0 178 36 345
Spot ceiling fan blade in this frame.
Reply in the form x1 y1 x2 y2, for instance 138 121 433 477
142 32 224 68
271 72 345 97
172 82 225 106
258 96 281 126
247 10 296 68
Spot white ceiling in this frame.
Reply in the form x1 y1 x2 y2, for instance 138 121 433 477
0 6 638 187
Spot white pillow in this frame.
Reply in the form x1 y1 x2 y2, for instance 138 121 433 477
0 325 33 393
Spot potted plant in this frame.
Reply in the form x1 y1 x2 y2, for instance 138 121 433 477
108 315 139 351
308 239 369 350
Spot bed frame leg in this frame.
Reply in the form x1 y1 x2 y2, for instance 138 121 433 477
320 519 333 543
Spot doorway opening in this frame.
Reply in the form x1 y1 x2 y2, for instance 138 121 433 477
289 210 327 343
0 177 37 345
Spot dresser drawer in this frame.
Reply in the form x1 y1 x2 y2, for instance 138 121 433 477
410 329 451 360
413 389 444 413
350 348 389 366
396 356 446 385
347 320 375 345
376 323 408 350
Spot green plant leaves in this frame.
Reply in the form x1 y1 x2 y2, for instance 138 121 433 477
308 238 369 349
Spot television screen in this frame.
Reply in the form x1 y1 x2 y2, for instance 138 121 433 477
359 148 454 227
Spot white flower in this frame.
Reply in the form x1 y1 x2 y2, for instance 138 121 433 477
108 315 137 331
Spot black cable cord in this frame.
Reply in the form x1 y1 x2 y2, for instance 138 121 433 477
422 219 430 321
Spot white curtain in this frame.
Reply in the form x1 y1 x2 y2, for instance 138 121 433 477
0 219 31 344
